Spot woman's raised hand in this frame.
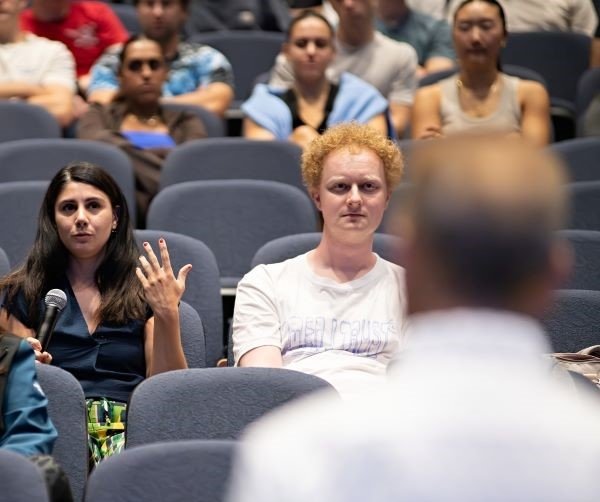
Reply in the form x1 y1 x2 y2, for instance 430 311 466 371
135 239 192 315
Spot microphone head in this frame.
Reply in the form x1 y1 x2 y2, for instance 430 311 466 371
45 289 67 311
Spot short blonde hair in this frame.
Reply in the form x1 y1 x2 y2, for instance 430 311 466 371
301 122 404 190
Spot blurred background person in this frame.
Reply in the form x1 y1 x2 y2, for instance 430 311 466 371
87 0 234 118
233 123 405 401
242 11 390 148
77 36 206 227
0 0 75 127
20 0 128 92
411 0 550 145
226 135 600 502
269 0 418 137
406 0 448 19
288 0 339 27
376 0 455 78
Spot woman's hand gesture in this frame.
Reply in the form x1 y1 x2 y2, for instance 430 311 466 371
135 238 192 315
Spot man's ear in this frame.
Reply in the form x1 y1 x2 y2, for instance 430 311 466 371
311 190 321 211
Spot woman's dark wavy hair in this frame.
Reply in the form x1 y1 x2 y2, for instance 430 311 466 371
0 162 146 328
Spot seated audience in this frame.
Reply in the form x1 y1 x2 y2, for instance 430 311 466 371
376 0 455 78
77 36 207 226
412 0 550 146
269 0 418 137
20 0 128 91
0 162 191 464
227 135 600 502
0 0 75 126
233 123 406 400
87 0 234 118
242 11 390 148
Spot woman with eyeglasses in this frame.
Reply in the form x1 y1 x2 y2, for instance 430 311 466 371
77 35 207 227
242 10 392 149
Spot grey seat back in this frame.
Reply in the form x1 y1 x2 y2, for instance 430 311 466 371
160 138 304 192
0 450 49 502
126 367 336 447
0 102 61 142
147 180 318 289
84 440 236 502
36 364 88 502
0 181 48 267
550 138 600 183
251 232 404 268
568 180 600 231
0 138 137 223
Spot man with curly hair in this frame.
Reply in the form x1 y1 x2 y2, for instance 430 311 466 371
232 122 406 400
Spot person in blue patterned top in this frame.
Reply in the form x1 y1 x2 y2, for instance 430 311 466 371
86 0 234 117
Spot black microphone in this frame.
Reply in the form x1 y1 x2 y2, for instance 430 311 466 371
36 289 67 352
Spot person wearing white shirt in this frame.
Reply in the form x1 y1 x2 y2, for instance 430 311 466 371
233 122 406 401
227 135 600 502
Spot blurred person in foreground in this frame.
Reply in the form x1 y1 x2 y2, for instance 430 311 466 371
233 122 406 401
227 135 600 502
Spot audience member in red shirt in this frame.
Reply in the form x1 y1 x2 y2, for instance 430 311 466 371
21 0 128 90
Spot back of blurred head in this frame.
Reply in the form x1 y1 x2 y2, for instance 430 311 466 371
397 135 571 319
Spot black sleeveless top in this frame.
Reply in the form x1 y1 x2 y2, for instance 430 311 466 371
280 84 340 134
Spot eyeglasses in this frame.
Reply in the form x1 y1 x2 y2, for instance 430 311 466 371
126 58 164 72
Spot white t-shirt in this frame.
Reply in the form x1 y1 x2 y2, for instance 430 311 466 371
0 33 76 91
233 252 406 400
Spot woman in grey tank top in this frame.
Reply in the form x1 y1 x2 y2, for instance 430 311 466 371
411 0 550 146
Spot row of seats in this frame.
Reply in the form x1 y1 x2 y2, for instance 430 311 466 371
27 364 335 501
8 283 600 502
0 439 237 502
0 123 598 190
